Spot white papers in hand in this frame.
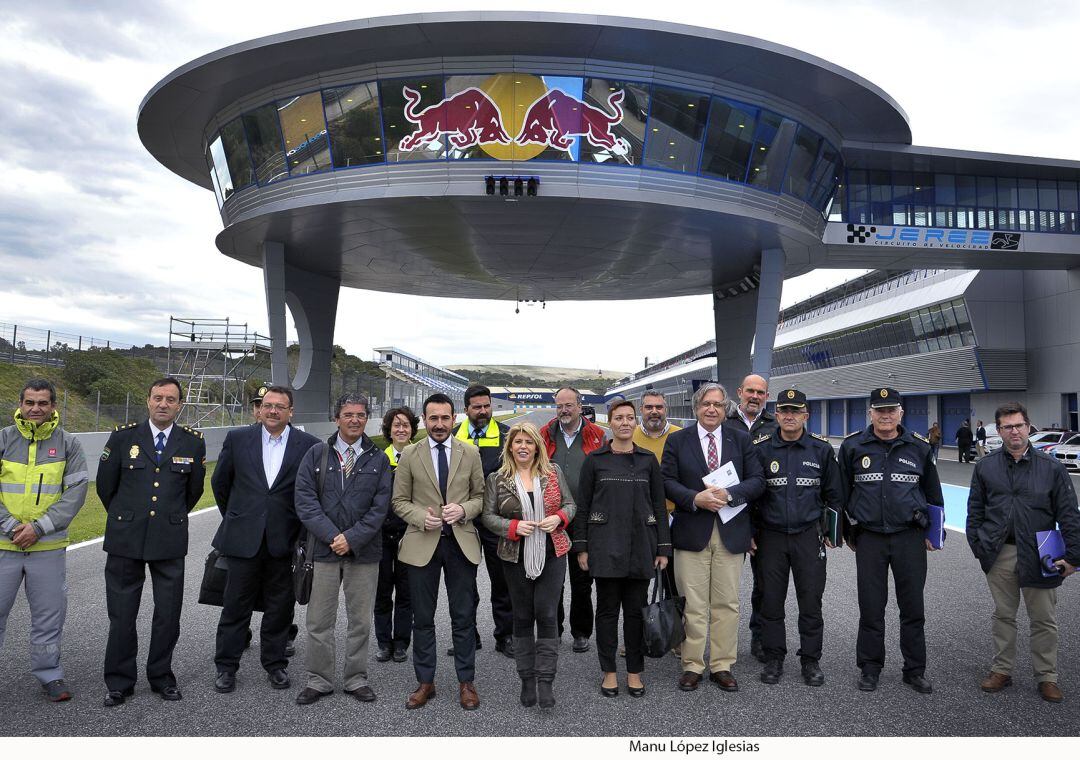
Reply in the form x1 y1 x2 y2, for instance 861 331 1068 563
717 504 746 524
702 461 740 489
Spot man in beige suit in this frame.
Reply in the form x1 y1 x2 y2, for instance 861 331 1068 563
392 393 485 710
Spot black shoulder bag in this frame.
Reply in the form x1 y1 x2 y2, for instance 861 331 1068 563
291 443 329 605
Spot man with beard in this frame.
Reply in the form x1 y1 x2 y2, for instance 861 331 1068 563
724 375 778 664
632 391 681 599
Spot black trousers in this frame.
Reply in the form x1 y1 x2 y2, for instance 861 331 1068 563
374 527 412 649
594 577 649 674
557 552 594 639
408 534 478 684
502 545 565 640
477 522 513 642
758 526 826 662
748 551 763 637
104 554 184 692
215 538 295 674
855 527 927 676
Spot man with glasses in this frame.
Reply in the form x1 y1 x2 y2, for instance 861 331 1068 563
542 387 606 653
211 386 319 695
838 387 942 694
967 402 1079 703
751 389 842 686
661 383 764 692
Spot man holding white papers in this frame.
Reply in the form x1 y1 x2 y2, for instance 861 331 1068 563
661 383 763 693
751 389 843 687
966 401 1080 704
838 387 942 695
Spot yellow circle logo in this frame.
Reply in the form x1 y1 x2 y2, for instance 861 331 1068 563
476 73 548 160
861 456 871 469
880 389 888 398
786 390 795 399
770 461 780 474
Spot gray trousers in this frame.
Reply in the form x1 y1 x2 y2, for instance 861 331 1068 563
0 548 67 684
305 559 379 693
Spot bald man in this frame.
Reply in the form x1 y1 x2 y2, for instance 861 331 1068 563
725 374 778 664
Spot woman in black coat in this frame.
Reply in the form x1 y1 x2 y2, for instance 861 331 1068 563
575 399 671 697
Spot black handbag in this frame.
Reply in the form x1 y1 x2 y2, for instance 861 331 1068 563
641 567 685 658
198 548 229 607
291 442 329 605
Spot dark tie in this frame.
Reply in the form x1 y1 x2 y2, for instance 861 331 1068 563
706 432 718 471
343 446 355 478
473 428 482 445
436 442 450 536
155 432 166 463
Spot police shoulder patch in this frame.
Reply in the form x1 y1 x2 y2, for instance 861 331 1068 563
811 432 830 443
912 432 930 444
113 422 137 432
181 425 203 438
844 430 862 438
753 434 771 445
100 446 111 462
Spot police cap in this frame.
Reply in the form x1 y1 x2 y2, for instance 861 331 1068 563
251 383 272 406
775 388 807 409
869 387 902 408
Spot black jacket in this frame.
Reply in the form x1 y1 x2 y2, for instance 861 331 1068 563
97 420 206 561
838 425 943 534
573 443 671 579
725 409 778 439
753 429 843 534
966 447 1080 589
294 433 392 564
211 424 320 558
956 426 974 447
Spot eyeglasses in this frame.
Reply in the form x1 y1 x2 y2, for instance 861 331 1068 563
261 403 292 412
555 403 579 411
1000 423 1028 432
340 412 367 421
697 401 726 409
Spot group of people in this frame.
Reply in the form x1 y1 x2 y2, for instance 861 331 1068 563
0 374 1077 714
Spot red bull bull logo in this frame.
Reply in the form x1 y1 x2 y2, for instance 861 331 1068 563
398 74 630 161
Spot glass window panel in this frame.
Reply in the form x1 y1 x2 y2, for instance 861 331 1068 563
783 125 822 200
278 91 330 176
747 111 796 192
976 176 996 207
893 172 914 205
913 173 933 204
700 97 756 182
380 77 447 162
1018 178 1037 208
207 134 232 203
205 143 224 209
643 85 709 173
996 177 1017 208
1059 181 1078 212
809 142 842 212
242 103 288 185
955 175 976 207
848 170 869 203
323 82 384 168
870 170 892 203
934 174 955 205
220 118 253 190
580 78 648 166
1039 179 1059 210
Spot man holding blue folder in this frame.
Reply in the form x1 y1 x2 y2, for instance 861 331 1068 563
966 401 1080 704
838 387 942 694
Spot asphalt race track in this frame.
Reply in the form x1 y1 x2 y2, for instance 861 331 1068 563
1 413 1077 737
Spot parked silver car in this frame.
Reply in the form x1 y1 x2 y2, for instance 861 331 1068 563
1052 433 1080 472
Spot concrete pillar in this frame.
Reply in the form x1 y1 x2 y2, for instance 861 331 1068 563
751 248 785 379
262 240 341 424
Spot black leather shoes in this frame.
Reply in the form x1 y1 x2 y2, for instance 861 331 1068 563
760 660 782 685
495 637 515 658
103 688 133 707
627 683 646 698
572 636 590 653
903 673 933 694
346 685 377 702
295 687 328 705
600 680 619 698
801 660 825 687
151 685 182 701
375 645 394 663
392 647 408 663
215 672 236 693
750 635 766 664
858 670 879 692
268 669 290 690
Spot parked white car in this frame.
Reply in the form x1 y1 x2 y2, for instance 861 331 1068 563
1052 433 1080 472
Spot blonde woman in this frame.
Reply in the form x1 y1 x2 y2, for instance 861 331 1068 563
481 422 576 712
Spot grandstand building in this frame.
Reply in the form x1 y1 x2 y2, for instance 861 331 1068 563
608 267 1080 443
375 346 470 412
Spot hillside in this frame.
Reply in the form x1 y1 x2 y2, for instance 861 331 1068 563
448 364 629 390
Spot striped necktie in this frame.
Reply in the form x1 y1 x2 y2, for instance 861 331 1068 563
706 432 718 471
155 432 166 463
343 446 355 478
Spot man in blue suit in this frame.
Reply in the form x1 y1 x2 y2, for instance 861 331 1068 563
211 386 319 693
661 382 764 693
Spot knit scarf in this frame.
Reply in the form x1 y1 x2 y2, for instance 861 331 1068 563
514 472 545 580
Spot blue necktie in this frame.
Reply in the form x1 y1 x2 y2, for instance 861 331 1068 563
436 442 451 536
155 432 166 463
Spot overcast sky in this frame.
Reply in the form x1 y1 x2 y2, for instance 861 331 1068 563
2 0 1077 375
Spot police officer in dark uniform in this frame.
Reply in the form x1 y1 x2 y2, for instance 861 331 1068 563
449 385 513 657
752 389 842 687
838 387 942 694
97 377 206 706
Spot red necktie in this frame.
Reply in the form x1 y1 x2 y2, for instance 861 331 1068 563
706 432 718 471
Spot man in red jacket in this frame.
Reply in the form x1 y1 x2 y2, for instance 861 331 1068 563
540 387 606 653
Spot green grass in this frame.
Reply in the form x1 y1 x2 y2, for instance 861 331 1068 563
67 462 220 545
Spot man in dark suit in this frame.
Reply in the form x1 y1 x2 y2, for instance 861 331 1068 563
661 382 764 693
97 377 206 706
211 386 319 693
392 393 486 711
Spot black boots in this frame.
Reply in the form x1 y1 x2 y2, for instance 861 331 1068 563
514 636 537 706
535 637 558 712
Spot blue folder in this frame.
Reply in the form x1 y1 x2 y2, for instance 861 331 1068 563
925 504 945 549
1037 529 1067 578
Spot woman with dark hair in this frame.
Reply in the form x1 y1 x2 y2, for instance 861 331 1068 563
373 406 419 663
576 399 670 698
481 422 575 712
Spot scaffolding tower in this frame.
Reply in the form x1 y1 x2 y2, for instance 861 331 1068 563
167 317 272 427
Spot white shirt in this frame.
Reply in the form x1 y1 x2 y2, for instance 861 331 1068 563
736 406 761 431
428 435 451 478
148 421 174 449
560 418 583 448
697 423 723 470
262 424 291 485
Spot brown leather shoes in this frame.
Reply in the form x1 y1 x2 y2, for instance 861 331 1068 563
980 672 1012 693
677 671 701 691
1038 681 1064 703
709 670 739 692
459 681 480 710
406 683 436 709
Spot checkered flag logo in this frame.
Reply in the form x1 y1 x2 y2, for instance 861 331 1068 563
846 223 876 244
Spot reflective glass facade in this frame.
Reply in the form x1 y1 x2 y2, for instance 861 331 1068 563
772 298 976 376
843 169 1080 233
205 72 842 216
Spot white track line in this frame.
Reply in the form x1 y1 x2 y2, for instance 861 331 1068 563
66 505 219 552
